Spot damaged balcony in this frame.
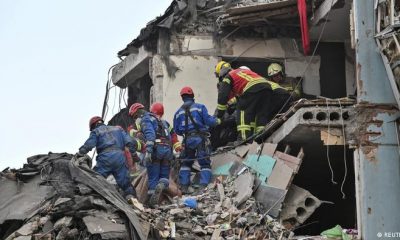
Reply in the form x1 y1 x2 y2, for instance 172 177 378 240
375 0 400 108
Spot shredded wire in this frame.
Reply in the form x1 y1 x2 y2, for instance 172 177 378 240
102 64 118 121
325 98 338 185
338 98 347 199
112 86 118 116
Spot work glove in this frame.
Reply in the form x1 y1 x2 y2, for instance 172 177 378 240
143 152 152 166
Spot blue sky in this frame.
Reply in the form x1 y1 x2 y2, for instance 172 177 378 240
0 1 171 170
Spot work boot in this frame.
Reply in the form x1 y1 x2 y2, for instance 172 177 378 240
198 184 207 192
180 185 190 195
194 184 207 195
149 183 166 207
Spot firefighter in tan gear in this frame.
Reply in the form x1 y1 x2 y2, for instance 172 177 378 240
268 62 301 99
214 61 291 143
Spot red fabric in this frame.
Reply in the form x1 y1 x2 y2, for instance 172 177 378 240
298 0 310 55
228 69 265 97
124 148 136 172
171 132 179 145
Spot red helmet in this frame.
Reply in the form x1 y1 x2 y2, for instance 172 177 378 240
129 103 145 116
89 116 103 130
150 102 164 117
180 86 194 96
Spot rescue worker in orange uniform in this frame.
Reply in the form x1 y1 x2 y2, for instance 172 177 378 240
214 61 290 143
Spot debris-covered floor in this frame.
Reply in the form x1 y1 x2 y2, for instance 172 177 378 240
0 138 358 240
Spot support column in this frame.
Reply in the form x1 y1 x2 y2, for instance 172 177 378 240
354 0 400 239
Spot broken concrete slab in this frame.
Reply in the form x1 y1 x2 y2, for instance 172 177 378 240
54 216 72 231
15 222 35 236
210 228 221 240
55 226 69 240
14 236 32 240
280 184 322 229
0 175 54 225
253 183 287 218
233 172 254 206
83 215 127 239
54 198 72 207
211 152 243 173
267 159 294 190
170 208 185 215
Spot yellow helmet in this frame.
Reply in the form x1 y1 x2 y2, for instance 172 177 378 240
267 63 283 77
215 61 231 76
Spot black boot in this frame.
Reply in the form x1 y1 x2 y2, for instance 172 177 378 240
180 185 190 194
149 183 166 207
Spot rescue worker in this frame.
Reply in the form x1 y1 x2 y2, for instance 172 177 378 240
150 102 183 154
126 104 147 165
78 116 138 201
128 103 173 206
214 61 290 143
267 62 301 99
173 86 220 193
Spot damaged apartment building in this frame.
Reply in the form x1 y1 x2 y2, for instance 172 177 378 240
1 0 400 240
109 0 400 239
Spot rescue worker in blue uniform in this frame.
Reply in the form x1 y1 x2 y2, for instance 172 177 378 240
78 116 138 201
173 86 220 193
128 103 173 207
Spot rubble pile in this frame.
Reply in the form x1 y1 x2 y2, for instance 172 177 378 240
0 142 325 240
0 153 144 240
133 174 293 239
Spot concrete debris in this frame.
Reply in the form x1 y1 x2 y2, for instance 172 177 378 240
0 153 144 240
54 216 72 231
15 222 35 236
83 215 127 239
233 172 254 206
253 183 287 218
280 184 322 229
131 174 293 239
0 141 323 239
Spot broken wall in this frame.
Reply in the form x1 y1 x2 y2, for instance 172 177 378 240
169 34 323 97
150 54 219 122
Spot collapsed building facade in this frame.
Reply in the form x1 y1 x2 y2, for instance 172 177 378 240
110 0 400 239
1 0 400 240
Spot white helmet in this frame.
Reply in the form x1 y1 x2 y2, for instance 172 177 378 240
239 66 250 70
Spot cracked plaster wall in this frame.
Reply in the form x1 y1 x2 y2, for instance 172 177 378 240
150 54 219 122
